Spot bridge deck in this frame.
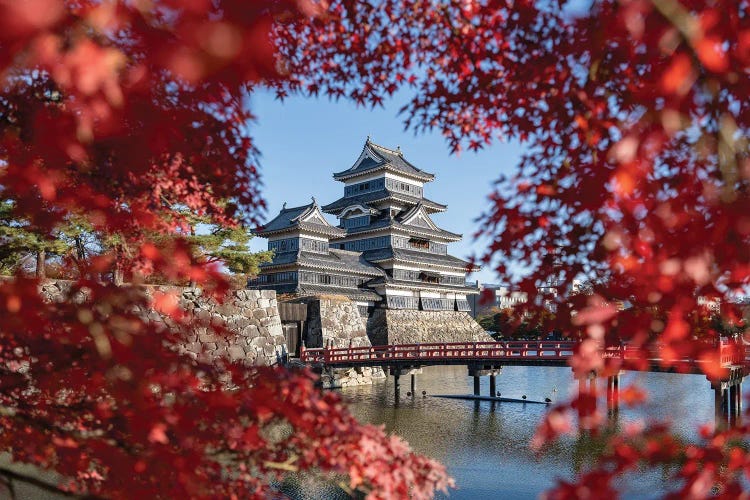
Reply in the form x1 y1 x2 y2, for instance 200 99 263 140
300 341 750 378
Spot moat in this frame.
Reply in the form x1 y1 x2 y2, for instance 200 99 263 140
340 365 715 499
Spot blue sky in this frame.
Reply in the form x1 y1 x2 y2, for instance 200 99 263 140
246 88 524 284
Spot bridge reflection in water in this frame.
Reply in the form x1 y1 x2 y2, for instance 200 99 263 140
302 340 749 428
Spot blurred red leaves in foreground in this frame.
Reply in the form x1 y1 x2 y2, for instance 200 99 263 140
2 0 750 497
280 0 750 495
0 1 454 498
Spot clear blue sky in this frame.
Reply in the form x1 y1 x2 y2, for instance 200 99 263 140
246 88 524 284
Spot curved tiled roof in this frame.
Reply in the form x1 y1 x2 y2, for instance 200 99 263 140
365 275 480 295
363 247 478 271
255 283 382 302
333 138 435 182
322 191 446 215
337 218 461 242
261 249 385 277
328 203 461 241
257 200 345 238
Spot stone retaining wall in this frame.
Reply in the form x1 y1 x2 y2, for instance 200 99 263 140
172 287 286 366
293 295 371 349
367 309 492 345
38 280 286 366
290 295 385 386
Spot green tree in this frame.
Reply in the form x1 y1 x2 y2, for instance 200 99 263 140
0 200 70 277
167 203 273 279
188 223 273 278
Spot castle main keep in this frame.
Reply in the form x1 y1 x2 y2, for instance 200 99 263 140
249 138 480 315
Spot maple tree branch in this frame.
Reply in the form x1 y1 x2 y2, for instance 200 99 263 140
0 467 102 500
263 454 299 472
0 474 15 500
650 0 701 43
0 405 139 457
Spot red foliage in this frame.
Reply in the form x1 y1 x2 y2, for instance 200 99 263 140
0 1 453 498
278 0 750 496
4 0 750 496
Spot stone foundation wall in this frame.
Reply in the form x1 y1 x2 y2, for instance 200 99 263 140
366 309 492 345
293 295 371 349
172 288 286 366
38 280 286 366
319 366 387 389
289 295 385 386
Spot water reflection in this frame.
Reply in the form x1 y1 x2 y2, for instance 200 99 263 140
341 365 716 499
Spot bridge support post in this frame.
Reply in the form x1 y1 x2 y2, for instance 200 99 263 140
489 374 497 398
389 367 421 403
714 385 728 430
606 373 620 414
736 382 742 424
575 371 598 431
728 381 742 426
410 374 417 395
468 364 502 399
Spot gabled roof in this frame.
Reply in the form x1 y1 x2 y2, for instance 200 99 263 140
337 217 462 242
363 247 479 271
338 204 380 218
257 199 346 238
364 275 480 294
255 283 383 302
329 202 461 242
397 202 459 236
333 138 435 182
261 249 385 277
322 190 446 215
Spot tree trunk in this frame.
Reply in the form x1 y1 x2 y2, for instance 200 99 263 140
113 246 124 285
75 236 86 261
36 249 45 279
114 264 124 286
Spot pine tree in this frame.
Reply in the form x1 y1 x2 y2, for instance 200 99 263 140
0 200 70 277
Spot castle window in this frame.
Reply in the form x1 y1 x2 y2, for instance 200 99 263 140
408 237 429 250
420 298 452 310
456 299 471 312
343 215 369 229
419 271 440 284
300 238 328 253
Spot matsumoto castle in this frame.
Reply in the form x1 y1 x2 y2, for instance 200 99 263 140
249 138 479 315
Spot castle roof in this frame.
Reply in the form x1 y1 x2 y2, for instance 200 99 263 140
333 138 435 182
322 191 447 215
362 247 479 272
336 203 461 242
257 199 345 238
269 283 383 302
365 275 480 295
261 249 384 277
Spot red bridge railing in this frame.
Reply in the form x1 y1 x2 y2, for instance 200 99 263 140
301 341 579 365
300 340 747 367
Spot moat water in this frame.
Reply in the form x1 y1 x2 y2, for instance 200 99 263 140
338 365 717 499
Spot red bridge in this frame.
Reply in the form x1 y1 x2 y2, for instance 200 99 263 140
300 340 750 425
300 340 747 371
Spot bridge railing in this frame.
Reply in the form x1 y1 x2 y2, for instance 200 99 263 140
720 339 746 366
300 341 580 365
300 339 747 368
